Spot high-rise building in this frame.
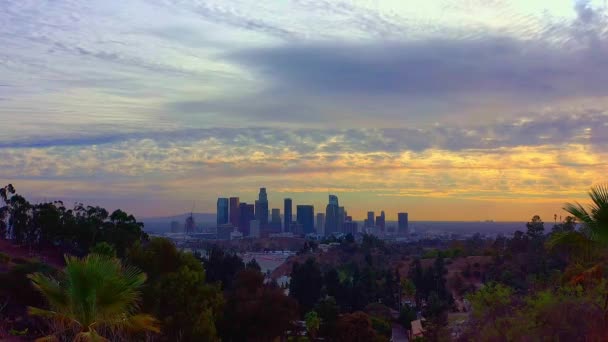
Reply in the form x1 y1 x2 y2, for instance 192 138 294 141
376 211 386 231
398 212 409 235
343 221 358 235
338 206 345 232
284 198 292 233
250 220 260 238
229 197 240 227
185 214 196 233
366 211 375 228
271 208 281 230
255 188 269 225
239 203 255 236
325 195 340 236
217 198 229 226
316 213 325 235
297 205 315 235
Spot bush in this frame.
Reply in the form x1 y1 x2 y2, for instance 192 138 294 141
0 253 10 265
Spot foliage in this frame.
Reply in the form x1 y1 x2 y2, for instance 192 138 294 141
220 268 299 341
202 245 245 291
370 316 391 339
334 311 377 342
304 311 320 340
564 183 608 244
128 238 223 341
289 258 323 314
463 282 608 340
0 252 10 265
315 297 339 338
28 254 159 341
245 258 261 272
398 304 417 329
526 215 545 239
90 242 117 258
0 185 147 256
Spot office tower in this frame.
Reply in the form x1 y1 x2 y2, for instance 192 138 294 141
284 198 292 233
229 197 240 227
376 211 386 231
271 208 281 230
338 206 345 232
316 213 325 235
398 212 409 235
325 195 340 236
343 221 358 235
297 205 315 235
217 198 229 226
185 214 195 234
255 188 269 225
239 203 255 236
250 220 260 238
367 211 375 227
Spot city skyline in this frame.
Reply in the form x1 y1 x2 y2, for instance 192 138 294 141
1 1 607 221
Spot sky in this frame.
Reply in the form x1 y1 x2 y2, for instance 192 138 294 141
1 0 607 221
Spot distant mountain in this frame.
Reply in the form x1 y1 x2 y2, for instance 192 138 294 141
140 212 216 233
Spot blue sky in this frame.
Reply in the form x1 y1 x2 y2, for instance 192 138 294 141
1 0 607 220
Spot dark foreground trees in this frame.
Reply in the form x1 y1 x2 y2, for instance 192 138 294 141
220 268 299 341
128 238 224 341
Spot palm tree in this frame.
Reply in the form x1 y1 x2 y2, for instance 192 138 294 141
564 183 608 243
28 254 159 341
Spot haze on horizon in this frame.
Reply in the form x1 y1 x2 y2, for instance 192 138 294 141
1 0 607 221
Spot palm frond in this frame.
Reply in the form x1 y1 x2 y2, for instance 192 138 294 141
28 273 69 312
29 254 158 341
564 183 608 244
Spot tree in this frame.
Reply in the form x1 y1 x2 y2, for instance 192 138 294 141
526 215 545 239
246 258 261 272
90 241 117 258
28 254 159 341
547 184 608 268
290 258 323 314
305 311 320 340
128 238 223 341
564 183 608 243
552 216 577 233
323 268 342 299
315 297 339 338
399 304 417 330
202 246 245 291
220 269 298 341
335 311 377 342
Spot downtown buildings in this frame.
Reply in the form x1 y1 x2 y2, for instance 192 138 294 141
214 188 410 239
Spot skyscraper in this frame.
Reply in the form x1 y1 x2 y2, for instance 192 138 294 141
366 211 375 227
338 206 345 232
239 203 255 236
255 188 269 225
376 210 386 231
297 205 315 235
271 208 281 230
217 198 229 226
229 197 240 227
316 213 325 235
398 212 409 235
325 195 340 236
284 198 292 233
185 214 195 234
